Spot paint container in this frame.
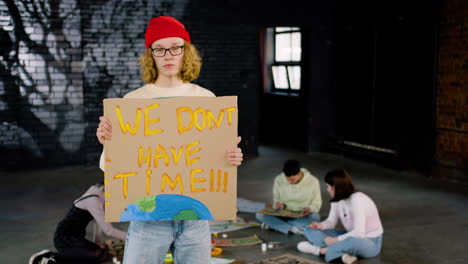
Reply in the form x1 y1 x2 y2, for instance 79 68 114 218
268 243 274 249
261 243 267 252
222 233 228 238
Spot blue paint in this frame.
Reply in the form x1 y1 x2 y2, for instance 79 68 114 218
120 194 214 221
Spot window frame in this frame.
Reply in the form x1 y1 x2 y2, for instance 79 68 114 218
270 27 302 94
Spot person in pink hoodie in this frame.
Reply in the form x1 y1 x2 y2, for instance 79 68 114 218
297 169 383 264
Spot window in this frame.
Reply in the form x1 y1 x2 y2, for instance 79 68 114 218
266 27 302 92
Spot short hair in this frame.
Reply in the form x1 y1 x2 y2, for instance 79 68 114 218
283 159 301 177
138 41 202 84
324 168 357 202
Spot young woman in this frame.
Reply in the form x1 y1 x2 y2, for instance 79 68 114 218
95 16 243 264
297 169 383 264
29 183 127 264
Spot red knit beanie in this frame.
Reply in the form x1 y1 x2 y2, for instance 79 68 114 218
145 16 191 49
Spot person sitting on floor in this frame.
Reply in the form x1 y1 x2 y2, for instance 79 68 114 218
29 182 127 264
256 159 322 235
297 168 383 264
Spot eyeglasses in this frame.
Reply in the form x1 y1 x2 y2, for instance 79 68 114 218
151 45 184 57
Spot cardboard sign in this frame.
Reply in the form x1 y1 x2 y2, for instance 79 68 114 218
252 254 322 264
258 205 304 218
103 96 238 222
212 235 263 247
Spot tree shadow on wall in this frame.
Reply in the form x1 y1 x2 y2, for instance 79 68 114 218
1 0 81 169
78 0 178 164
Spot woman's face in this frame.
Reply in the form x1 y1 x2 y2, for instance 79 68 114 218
150 37 185 78
326 184 335 198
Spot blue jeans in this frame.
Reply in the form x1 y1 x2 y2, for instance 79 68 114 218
304 228 383 262
123 220 210 264
256 212 320 234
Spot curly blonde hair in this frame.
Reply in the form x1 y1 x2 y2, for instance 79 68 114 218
138 42 202 84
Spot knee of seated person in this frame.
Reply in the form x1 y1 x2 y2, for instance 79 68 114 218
341 236 361 244
304 227 320 236
98 250 110 262
309 213 320 221
255 212 264 220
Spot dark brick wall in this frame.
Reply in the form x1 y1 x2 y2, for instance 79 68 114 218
80 0 192 165
0 0 260 169
1 0 465 187
1 0 85 168
434 0 468 184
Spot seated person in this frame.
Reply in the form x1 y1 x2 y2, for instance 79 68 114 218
29 182 127 264
297 168 383 264
256 159 321 234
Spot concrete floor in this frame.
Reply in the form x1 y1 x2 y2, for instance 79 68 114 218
2 144 468 264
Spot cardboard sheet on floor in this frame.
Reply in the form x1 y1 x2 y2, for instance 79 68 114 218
258 205 304 218
211 257 236 264
165 254 236 264
209 216 260 233
212 235 262 247
251 253 322 264
105 239 124 260
103 97 238 222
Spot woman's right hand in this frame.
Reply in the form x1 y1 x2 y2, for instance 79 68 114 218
308 222 322 230
96 116 112 145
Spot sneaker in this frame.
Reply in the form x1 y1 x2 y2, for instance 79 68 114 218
260 223 270 230
289 226 304 235
29 250 52 264
342 253 358 264
297 241 320 256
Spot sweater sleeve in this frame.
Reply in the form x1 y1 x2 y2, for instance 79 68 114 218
94 220 103 243
273 176 281 206
320 203 339 229
307 177 322 213
338 196 366 241
85 198 127 241
99 152 105 171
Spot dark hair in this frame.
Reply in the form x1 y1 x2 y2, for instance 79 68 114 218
283 159 301 177
324 168 357 202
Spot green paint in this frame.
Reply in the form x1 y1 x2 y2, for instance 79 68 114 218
135 195 157 212
231 237 262 245
173 209 200 220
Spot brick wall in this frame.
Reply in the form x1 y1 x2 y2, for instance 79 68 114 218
1 0 85 168
434 0 468 184
80 0 192 165
0 0 259 169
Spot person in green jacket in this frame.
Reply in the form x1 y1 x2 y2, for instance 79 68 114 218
256 159 321 234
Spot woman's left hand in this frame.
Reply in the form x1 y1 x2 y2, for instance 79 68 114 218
325 236 338 246
227 137 243 166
